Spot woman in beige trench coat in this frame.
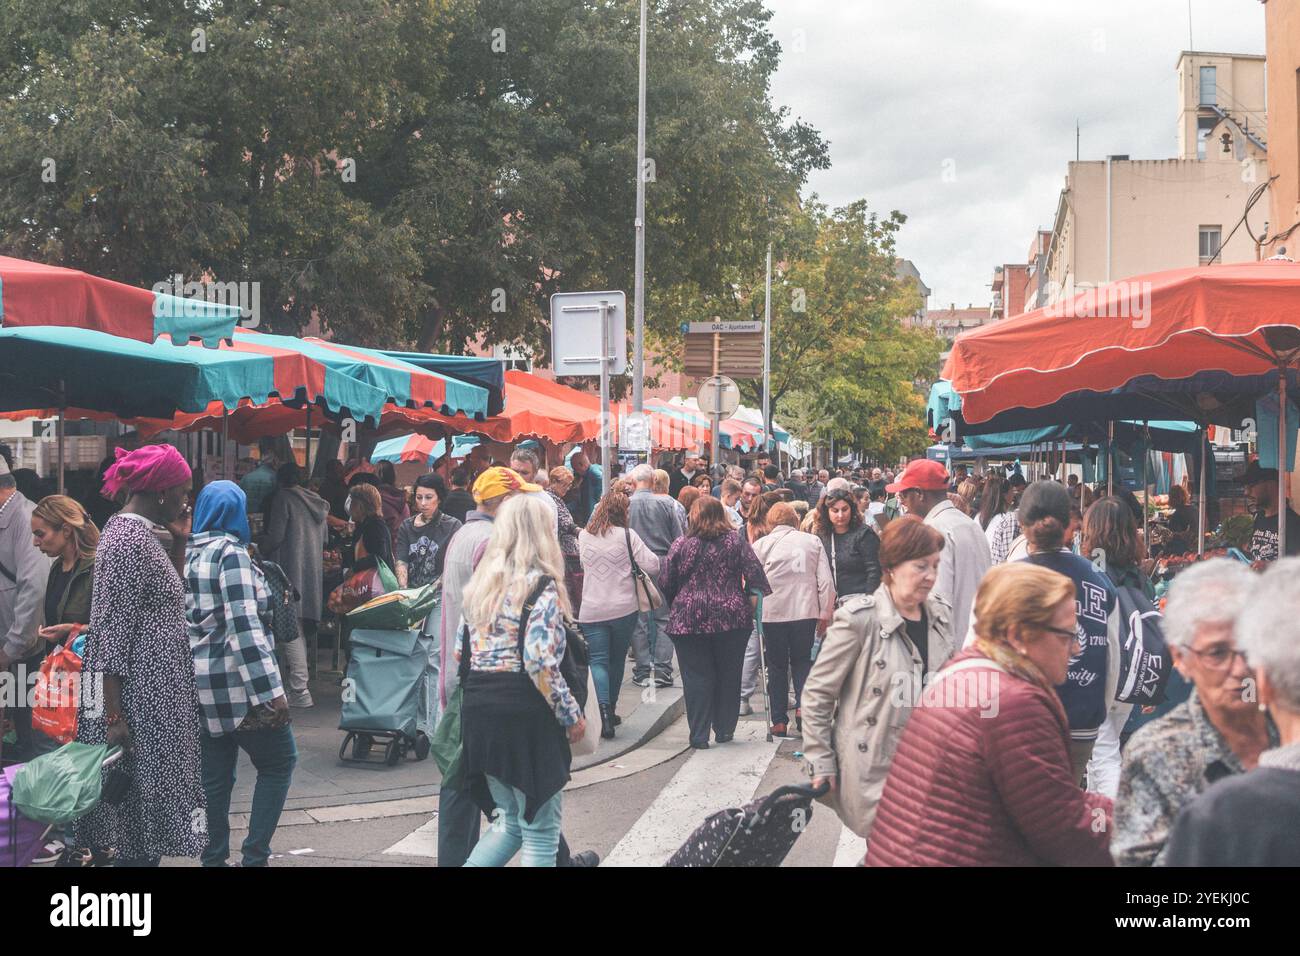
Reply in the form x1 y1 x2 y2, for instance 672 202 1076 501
801 516 956 839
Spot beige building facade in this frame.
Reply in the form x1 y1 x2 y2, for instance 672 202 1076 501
1042 52 1270 307
1260 0 1300 255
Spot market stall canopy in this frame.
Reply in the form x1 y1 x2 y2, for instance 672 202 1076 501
371 433 480 468
926 380 1203 454
0 325 383 420
0 255 242 347
648 399 764 452
943 259 1300 427
237 332 488 419
381 352 505 416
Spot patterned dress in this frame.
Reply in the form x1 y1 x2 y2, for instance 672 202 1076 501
69 514 206 860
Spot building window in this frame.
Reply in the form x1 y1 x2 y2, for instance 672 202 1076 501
1196 115 1216 160
1199 225 1222 265
1199 66 1217 106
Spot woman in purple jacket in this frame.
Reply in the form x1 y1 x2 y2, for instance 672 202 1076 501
660 496 771 749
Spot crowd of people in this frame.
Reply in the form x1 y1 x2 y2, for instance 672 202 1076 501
1 436 1297 868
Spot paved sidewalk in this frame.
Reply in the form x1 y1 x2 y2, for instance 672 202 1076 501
228 666 684 815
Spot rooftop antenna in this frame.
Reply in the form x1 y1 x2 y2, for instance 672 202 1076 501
1188 0 1194 49
1076 121 1080 162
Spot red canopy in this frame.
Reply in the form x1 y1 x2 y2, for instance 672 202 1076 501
0 255 242 347
943 259 1300 424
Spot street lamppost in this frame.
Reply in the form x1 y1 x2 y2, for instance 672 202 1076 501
632 0 648 413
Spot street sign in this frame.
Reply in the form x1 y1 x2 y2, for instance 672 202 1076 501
550 291 627 377
620 411 651 452
697 375 740 418
685 320 762 334
683 331 764 377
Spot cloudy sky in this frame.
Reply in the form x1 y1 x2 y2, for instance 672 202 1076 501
765 0 1266 309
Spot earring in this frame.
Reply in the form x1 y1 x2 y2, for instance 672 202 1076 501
158 496 166 505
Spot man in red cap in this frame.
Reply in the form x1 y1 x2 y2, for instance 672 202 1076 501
887 459 991 643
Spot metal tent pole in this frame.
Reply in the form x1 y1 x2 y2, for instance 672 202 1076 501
57 379 66 495
305 404 313 477
1280 371 1290 557
1142 421 1150 554
1198 427 1207 556
1107 420 1115 496
222 406 230 479
763 243 772 461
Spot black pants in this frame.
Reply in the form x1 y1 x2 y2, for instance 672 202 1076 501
763 619 816 726
671 630 750 748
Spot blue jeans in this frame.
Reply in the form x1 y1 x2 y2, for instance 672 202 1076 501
583 612 639 709
200 722 298 867
463 776 563 867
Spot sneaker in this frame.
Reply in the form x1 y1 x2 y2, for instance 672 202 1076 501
715 734 734 744
566 850 601 867
631 675 650 688
770 723 790 738
653 676 674 688
32 839 65 864
288 694 314 708
738 698 754 716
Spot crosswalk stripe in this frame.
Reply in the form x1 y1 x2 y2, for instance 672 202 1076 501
833 826 866 867
600 722 782 867
384 816 442 857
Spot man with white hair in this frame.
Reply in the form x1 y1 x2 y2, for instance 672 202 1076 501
1164 559 1300 865
628 463 684 687
1111 559 1278 867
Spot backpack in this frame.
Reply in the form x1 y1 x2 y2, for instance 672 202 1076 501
1113 585 1172 706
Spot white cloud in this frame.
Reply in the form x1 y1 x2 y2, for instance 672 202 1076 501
766 0 1266 307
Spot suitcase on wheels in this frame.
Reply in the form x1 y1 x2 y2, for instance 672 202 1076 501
666 781 829 867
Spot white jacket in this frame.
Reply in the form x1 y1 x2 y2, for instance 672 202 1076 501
923 500 992 650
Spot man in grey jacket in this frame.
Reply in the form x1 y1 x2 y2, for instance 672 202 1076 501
0 457 51 760
887 459 991 648
260 463 329 707
628 463 684 687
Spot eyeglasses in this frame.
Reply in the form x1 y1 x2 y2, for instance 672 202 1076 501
1041 624 1082 649
1186 645 1248 672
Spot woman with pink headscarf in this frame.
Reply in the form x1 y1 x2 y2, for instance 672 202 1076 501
66 443 206 866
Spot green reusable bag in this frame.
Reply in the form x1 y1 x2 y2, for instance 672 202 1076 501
347 578 441 631
12 742 117 825
376 557 399 594
429 685 466 791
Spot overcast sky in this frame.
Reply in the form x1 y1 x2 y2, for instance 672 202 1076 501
766 0 1267 309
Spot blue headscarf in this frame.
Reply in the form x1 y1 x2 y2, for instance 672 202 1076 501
192 480 251 545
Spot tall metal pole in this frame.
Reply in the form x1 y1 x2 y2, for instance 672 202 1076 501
762 243 772 460
599 300 612 497
631 0 648 413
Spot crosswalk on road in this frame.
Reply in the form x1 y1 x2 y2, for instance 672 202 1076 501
381 715 866 866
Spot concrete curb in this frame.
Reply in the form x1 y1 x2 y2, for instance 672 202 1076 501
230 680 686 816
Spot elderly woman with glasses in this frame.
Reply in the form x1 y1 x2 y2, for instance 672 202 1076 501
1163 559 1300 865
1111 559 1278 867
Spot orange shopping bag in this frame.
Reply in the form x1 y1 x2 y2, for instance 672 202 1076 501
30 641 84 744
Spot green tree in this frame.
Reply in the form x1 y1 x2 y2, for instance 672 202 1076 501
0 0 826 357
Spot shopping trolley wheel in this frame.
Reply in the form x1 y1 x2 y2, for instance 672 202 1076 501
355 733 374 759
414 732 430 760
339 732 355 761
385 739 402 766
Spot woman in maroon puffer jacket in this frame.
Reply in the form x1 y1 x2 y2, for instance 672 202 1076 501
867 562 1114 867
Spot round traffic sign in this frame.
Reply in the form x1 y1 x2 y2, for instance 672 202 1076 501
697 375 740 418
